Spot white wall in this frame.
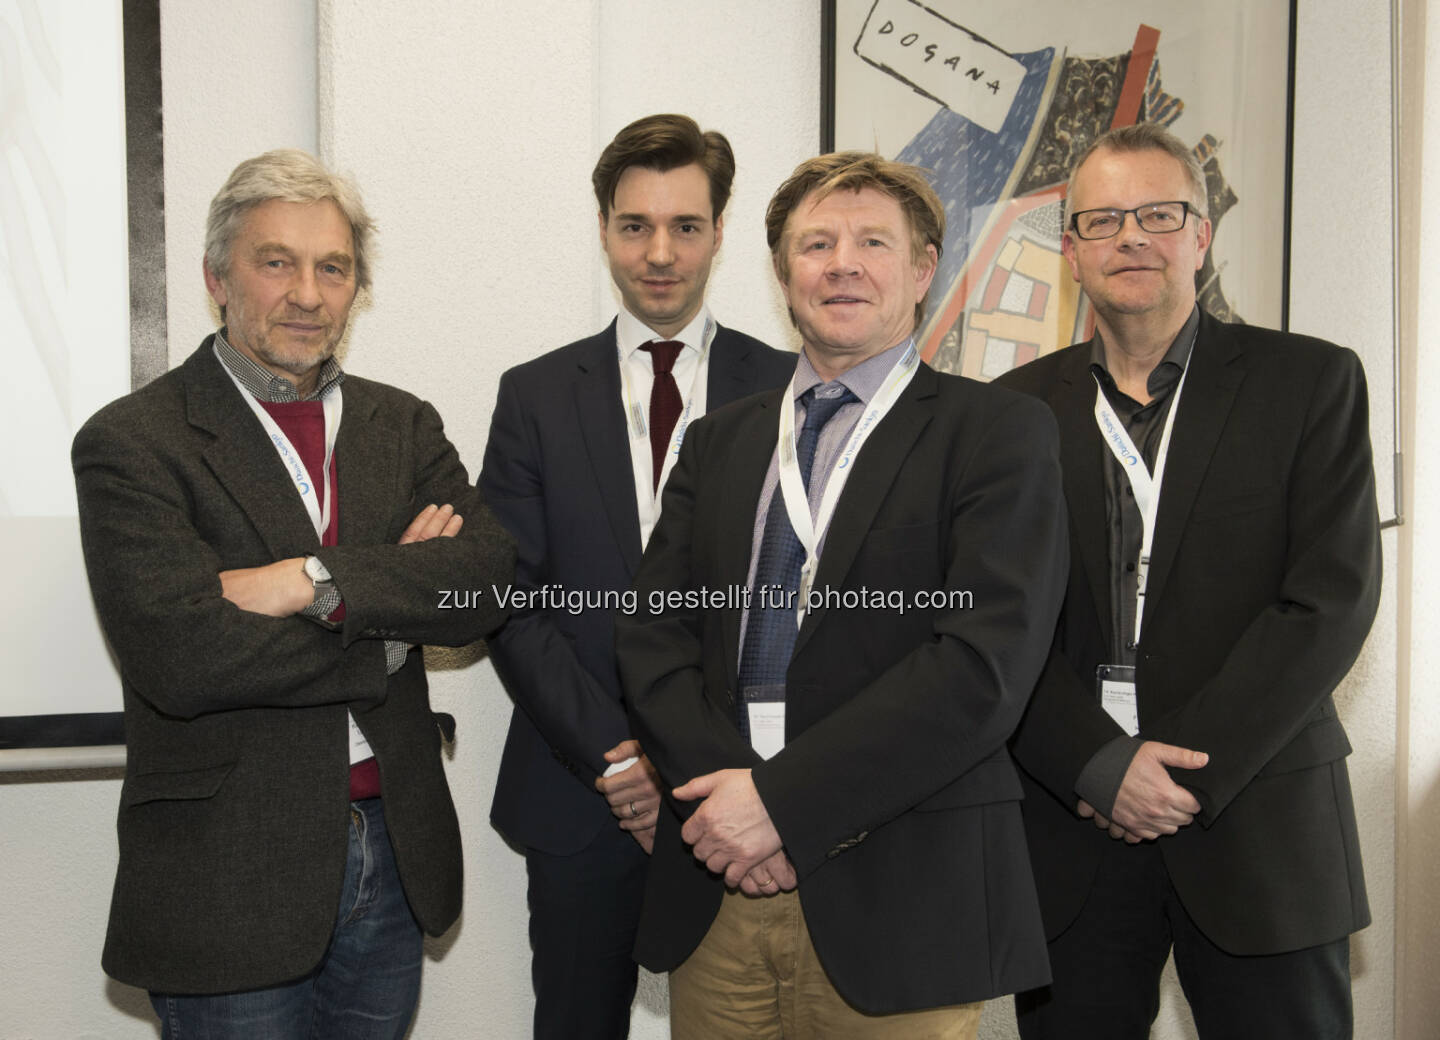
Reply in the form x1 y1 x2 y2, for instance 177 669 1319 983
0 1 1426 1037
1289 2 1399 1037
1396 0 1440 1036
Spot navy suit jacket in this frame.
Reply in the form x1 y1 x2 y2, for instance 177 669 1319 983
996 310 1380 955
480 319 793 854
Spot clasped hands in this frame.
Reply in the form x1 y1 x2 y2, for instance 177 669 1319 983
1078 740 1209 843
219 502 464 616
594 751 790 893
673 767 795 897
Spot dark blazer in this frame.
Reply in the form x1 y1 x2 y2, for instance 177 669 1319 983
72 338 515 995
480 319 794 854
615 362 1069 1014
995 310 1379 956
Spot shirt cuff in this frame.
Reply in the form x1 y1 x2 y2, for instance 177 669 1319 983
300 584 343 623
1074 735 1145 818
384 640 409 675
603 756 638 777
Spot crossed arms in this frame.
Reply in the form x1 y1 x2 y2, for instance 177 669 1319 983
73 389 514 718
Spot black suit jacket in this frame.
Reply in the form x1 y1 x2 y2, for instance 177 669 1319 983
995 310 1379 955
72 339 515 994
480 320 793 854
616 362 1069 1013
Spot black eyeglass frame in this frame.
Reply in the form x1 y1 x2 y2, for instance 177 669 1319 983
1068 201 1195 240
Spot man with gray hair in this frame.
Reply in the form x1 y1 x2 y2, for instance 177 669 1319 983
996 123 1380 1037
72 148 515 1038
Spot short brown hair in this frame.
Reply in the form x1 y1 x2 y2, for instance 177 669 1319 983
766 152 945 326
592 114 736 221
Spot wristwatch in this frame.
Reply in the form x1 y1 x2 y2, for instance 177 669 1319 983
303 554 335 597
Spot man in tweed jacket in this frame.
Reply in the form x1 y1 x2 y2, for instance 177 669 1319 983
72 149 514 1038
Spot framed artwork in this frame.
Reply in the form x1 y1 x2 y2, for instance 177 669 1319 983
821 0 1296 380
0 0 164 759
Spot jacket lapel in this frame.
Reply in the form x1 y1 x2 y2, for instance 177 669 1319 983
1141 314 1244 618
789 365 935 661
186 342 321 560
575 323 644 573
717 390 785 689
332 378 401 543
1049 345 1114 640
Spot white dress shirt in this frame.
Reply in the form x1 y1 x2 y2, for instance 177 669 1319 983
615 305 714 549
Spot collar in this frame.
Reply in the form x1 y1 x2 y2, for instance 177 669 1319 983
615 304 713 361
793 338 913 405
1089 305 1199 401
214 328 345 403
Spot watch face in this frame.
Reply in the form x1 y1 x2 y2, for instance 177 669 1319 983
304 556 330 584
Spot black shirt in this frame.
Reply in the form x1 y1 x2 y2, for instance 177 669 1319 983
1089 306 1200 664
1072 306 1200 813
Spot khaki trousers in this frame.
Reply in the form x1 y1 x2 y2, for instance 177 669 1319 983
669 889 983 1039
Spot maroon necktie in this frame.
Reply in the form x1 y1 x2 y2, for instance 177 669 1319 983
640 340 684 490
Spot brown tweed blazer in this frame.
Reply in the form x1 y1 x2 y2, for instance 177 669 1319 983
73 337 515 994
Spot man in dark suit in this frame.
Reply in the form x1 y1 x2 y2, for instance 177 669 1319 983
72 149 515 1039
478 113 793 1039
995 123 1381 1039
613 152 1068 1037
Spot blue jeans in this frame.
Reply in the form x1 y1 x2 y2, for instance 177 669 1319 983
150 798 423 1039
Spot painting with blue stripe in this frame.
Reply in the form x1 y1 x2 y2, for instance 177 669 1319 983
829 0 1292 382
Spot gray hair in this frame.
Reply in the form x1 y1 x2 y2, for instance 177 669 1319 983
1064 123 1209 224
204 149 376 291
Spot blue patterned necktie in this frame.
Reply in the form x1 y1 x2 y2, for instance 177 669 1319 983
736 385 857 735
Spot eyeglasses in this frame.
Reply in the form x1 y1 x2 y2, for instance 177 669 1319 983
1069 201 1193 240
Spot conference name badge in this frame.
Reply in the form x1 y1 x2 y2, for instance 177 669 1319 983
743 684 786 760
1096 664 1140 737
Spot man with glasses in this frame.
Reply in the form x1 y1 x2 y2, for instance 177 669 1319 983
996 123 1381 1038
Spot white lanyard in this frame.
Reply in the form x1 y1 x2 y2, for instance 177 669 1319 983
1091 360 1190 648
619 317 714 514
777 342 920 624
218 350 343 540
217 350 372 765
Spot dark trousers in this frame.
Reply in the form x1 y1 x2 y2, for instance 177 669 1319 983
1016 840 1353 1040
525 819 648 1040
